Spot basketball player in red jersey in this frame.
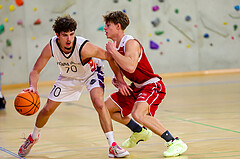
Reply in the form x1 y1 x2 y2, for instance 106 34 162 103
103 11 188 157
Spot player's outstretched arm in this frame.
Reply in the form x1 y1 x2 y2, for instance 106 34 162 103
25 43 52 96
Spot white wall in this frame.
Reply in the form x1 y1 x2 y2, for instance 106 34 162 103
0 0 240 85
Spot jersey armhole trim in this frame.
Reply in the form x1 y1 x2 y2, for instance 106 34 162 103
79 40 90 65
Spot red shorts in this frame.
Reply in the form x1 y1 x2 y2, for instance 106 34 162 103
110 80 166 117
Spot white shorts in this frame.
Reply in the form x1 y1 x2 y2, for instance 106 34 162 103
48 66 104 102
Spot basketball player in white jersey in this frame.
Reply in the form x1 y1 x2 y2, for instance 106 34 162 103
103 11 188 157
18 15 129 158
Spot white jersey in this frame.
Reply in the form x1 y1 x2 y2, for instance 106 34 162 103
50 36 102 80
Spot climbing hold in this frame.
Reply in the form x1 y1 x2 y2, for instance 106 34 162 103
148 33 152 37
159 0 164 2
17 19 23 25
175 9 179 14
0 5 2 9
9 54 13 59
231 36 234 40
233 24 238 31
151 18 160 27
155 31 164 35
185 15 191 21
194 25 198 28
6 39 11 47
4 18 8 22
203 33 209 38
9 5 15 11
122 9 126 13
33 7 37 11
186 44 191 48
34 19 41 25
9 27 14 31
166 38 170 42
15 0 24 6
152 5 159 12
150 40 159 49
210 43 213 46
32 36 36 40
97 25 104 31
223 22 228 25
0 24 5 34
179 40 182 44
113 0 118 3
234 5 239 11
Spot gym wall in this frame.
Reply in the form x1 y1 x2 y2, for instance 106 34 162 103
0 0 240 85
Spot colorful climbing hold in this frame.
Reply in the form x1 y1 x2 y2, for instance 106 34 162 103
185 15 191 21
4 18 8 22
15 0 24 6
148 33 152 37
34 19 41 25
9 5 15 11
152 5 159 12
17 19 23 25
203 33 209 38
233 24 238 31
175 9 179 14
6 39 11 47
151 18 160 27
73 11 77 15
9 27 14 31
0 5 2 9
97 25 104 31
33 7 37 11
155 31 164 35
32 36 36 40
150 40 159 49
122 9 126 13
234 5 239 11
166 38 170 42
223 22 228 25
0 24 5 34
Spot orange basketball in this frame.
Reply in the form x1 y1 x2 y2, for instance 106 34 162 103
14 91 40 116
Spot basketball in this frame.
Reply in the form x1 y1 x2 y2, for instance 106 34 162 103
14 91 40 116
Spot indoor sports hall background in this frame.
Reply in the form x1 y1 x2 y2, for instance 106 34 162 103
0 0 240 85
1 0 240 159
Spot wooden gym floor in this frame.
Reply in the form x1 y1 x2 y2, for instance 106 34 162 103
0 72 240 159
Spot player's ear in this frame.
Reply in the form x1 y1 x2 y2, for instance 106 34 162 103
117 23 121 30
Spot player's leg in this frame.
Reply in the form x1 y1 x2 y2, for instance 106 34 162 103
106 94 152 148
18 99 61 157
90 87 113 133
90 87 129 158
131 102 187 157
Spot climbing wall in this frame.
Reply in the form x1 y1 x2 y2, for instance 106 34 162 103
0 0 240 85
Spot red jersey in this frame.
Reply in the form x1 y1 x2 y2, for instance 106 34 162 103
117 35 161 84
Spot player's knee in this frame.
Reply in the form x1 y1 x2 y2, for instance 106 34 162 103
131 112 144 124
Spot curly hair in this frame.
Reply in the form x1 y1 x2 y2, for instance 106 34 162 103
103 11 130 30
52 15 77 34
